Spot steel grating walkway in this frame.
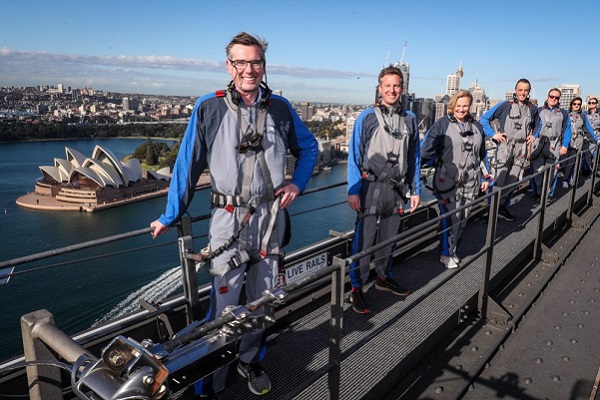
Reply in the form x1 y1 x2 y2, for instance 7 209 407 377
463 203 600 400
173 179 600 400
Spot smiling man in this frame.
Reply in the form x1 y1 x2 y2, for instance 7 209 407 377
481 78 540 221
346 66 421 314
150 32 318 398
530 88 572 202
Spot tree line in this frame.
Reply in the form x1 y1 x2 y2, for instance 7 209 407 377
0 122 187 142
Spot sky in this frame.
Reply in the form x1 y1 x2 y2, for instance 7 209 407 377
1 0 599 105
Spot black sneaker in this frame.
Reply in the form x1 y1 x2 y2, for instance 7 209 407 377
197 394 218 400
375 278 410 296
498 206 515 222
350 288 371 314
237 361 271 395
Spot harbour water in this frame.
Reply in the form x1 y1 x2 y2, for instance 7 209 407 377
0 138 355 360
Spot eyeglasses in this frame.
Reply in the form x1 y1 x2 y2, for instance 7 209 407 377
548 95 561 100
229 59 265 70
589 101 598 105
573 103 582 106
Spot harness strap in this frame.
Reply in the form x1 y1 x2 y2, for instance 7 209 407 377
260 196 282 257
366 108 406 215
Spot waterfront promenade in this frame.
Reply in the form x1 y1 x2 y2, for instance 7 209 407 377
15 174 212 212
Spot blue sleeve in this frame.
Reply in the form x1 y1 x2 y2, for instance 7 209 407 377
407 111 421 195
480 102 505 137
158 97 209 226
582 113 599 142
531 105 541 136
474 121 491 179
561 110 572 148
347 110 368 196
279 96 318 192
533 107 543 138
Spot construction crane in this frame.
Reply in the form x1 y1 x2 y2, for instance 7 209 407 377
400 41 408 63
383 45 392 67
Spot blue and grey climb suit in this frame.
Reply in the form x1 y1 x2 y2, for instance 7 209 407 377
480 99 540 207
564 110 597 184
420 115 490 259
157 87 318 395
530 105 571 198
347 106 421 289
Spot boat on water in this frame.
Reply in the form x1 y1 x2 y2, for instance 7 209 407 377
1 147 600 399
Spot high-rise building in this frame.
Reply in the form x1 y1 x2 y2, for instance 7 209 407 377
557 84 581 109
468 81 487 119
446 64 463 96
346 116 356 144
393 61 410 95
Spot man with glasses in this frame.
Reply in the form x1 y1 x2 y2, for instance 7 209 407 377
530 88 571 203
347 66 421 314
150 32 318 398
481 78 540 221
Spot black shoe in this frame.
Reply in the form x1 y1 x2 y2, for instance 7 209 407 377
197 394 218 400
532 194 541 202
498 206 516 222
237 361 271 395
375 277 410 296
350 288 371 314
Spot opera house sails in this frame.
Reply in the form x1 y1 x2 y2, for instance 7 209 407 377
17 145 172 212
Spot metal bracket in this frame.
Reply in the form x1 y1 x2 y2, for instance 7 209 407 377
483 296 512 330
139 299 174 339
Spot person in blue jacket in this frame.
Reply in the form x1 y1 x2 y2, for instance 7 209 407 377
587 97 600 137
421 90 491 269
530 88 571 202
346 66 421 314
150 32 318 398
562 97 598 187
480 78 540 221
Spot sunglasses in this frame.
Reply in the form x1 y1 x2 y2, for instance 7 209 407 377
548 95 561 100
589 101 598 105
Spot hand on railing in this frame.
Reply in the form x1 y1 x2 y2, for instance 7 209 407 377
150 220 170 239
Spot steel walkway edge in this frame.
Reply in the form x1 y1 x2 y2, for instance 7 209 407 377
201 180 600 400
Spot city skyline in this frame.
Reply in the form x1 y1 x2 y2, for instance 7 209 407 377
2 1 600 104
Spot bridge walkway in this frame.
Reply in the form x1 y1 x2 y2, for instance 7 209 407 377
173 178 600 400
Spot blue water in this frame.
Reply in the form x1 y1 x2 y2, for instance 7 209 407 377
0 139 355 360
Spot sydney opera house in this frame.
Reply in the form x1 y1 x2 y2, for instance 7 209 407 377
16 145 172 212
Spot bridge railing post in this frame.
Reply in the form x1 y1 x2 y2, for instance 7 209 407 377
21 309 93 400
177 215 202 324
534 166 552 260
327 256 345 400
587 143 600 206
478 186 500 318
566 151 583 224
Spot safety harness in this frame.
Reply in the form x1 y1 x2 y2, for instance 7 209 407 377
361 106 409 216
193 86 283 283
